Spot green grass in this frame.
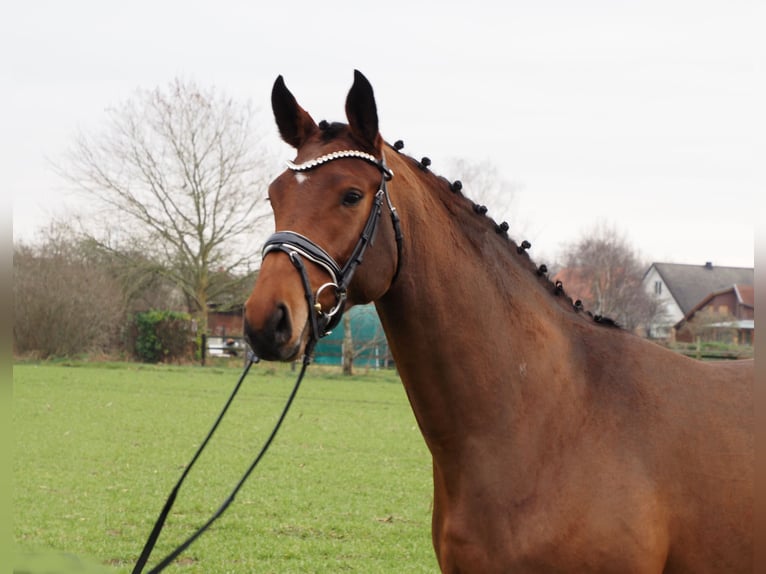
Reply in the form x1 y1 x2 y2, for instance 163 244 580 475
13 361 438 573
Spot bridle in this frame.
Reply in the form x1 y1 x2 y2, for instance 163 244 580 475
131 149 403 574
261 149 403 344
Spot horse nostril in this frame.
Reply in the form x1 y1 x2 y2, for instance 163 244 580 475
243 301 295 361
272 303 292 344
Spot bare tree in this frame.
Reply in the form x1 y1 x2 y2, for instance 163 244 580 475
442 157 525 236
56 78 276 339
559 221 665 332
342 313 354 376
76 235 188 314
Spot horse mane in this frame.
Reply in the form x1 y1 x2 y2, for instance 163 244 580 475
317 120 347 142
384 140 621 330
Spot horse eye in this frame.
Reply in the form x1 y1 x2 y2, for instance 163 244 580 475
342 190 363 206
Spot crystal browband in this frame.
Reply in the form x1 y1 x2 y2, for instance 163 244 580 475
286 150 382 172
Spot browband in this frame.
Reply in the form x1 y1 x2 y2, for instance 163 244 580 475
286 150 393 179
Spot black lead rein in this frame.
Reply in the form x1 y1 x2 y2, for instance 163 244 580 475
131 346 313 574
132 250 322 573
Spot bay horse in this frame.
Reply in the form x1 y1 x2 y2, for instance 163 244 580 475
244 71 754 573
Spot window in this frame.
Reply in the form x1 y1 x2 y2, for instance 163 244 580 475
654 281 662 295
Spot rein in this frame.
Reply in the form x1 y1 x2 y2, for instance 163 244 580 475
132 149 402 572
131 349 312 574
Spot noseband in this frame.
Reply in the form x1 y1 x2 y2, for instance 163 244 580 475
261 150 403 346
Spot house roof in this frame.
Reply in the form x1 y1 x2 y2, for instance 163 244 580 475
735 284 754 308
676 283 755 328
647 262 754 315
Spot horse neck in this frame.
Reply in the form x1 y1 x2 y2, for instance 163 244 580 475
375 154 586 454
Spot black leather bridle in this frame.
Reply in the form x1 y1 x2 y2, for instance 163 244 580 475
131 150 403 574
261 149 403 342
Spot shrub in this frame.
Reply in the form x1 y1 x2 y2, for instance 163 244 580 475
13 241 126 358
132 310 193 363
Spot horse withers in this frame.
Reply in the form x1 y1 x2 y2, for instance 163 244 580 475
244 70 754 573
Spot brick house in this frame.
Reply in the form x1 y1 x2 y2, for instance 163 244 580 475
208 303 244 337
674 284 754 345
642 262 754 341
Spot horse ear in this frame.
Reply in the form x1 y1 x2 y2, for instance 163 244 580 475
345 70 382 151
271 75 318 148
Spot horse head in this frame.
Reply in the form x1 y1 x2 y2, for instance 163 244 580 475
244 71 401 361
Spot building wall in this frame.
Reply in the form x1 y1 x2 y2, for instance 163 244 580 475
642 267 683 339
708 292 739 318
208 310 244 337
675 290 753 344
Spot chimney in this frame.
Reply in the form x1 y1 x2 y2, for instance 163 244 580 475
705 261 713 270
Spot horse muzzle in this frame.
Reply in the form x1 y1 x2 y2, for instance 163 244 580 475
243 255 311 362
243 302 303 362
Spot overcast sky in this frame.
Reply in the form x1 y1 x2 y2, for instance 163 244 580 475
6 0 762 268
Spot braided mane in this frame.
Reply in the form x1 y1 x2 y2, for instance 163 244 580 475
383 139 620 329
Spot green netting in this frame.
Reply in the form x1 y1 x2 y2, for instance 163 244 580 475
313 304 392 368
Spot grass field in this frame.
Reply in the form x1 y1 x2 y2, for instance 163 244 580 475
13 361 438 573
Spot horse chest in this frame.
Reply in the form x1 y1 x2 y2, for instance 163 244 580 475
433 444 669 573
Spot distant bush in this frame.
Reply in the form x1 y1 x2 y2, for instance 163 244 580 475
131 310 193 363
664 340 753 361
13 238 126 358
